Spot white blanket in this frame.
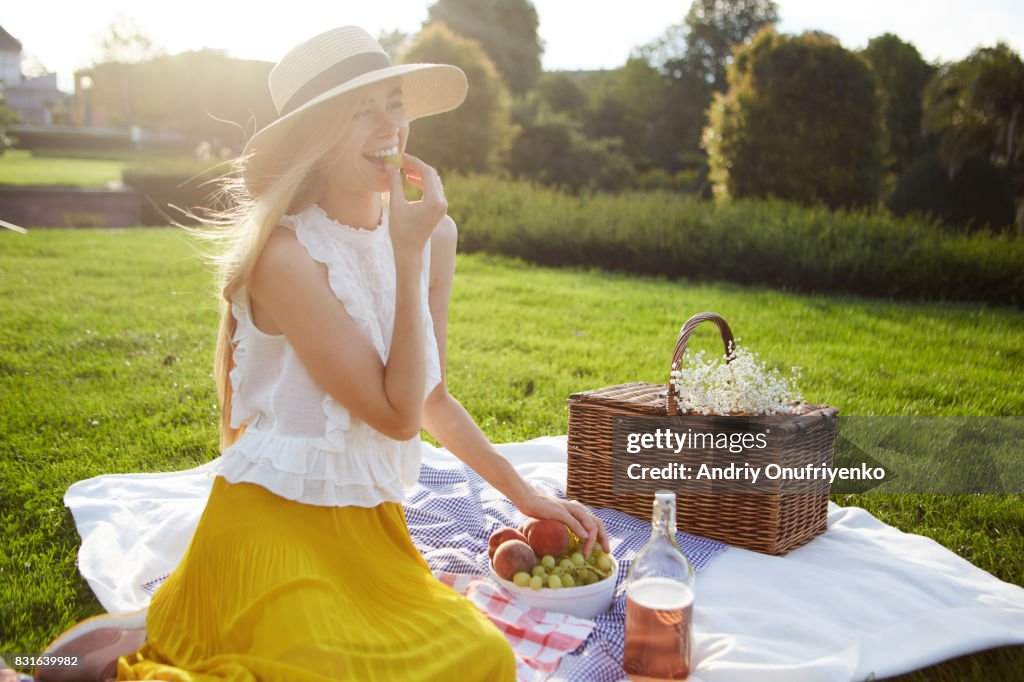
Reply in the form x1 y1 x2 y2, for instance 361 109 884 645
64 437 1024 682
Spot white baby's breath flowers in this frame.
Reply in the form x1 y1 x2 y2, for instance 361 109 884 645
670 340 803 416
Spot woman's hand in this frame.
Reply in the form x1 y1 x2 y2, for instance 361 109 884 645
387 153 447 254
516 490 610 558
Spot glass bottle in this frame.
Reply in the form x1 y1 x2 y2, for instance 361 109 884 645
623 490 695 681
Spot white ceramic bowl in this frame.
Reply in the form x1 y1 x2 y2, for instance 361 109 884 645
489 555 619 620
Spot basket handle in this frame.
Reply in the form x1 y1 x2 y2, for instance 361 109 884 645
667 312 735 414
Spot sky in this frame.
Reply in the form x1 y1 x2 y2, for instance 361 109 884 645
3 0 1023 93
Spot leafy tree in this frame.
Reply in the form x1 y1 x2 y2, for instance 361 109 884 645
378 29 412 61
426 0 542 94
629 0 775 189
652 62 713 182
81 61 138 127
20 53 49 79
82 51 275 147
861 33 936 173
923 42 1024 233
566 57 709 189
95 14 162 64
888 151 1015 232
585 58 668 171
82 16 165 130
704 28 884 209
507 86 634 192
645 0 779 93
401 22 515 174
507 111 635 192
533 72 587 119
141 51 275 147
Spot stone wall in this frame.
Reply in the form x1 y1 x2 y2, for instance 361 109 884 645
0 186 141 228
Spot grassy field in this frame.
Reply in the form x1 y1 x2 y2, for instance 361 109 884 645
0 228 1022 680
0 150 125 187
0 149 218 188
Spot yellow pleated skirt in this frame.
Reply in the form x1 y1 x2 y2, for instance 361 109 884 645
116 475 516 681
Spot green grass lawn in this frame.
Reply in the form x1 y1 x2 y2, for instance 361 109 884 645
0 150 125 187
0 149 218 189
1 229 1022 680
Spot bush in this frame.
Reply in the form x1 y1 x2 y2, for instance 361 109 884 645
635 168 673 192
121 158 231 225
888 151 1016 233
636 164 709 195
447 175 1023 307
705 29 884 210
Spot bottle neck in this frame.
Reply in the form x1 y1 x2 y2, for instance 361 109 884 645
629 493 694 584
652 499 677 537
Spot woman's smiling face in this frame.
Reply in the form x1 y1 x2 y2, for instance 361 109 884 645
325 79 409 195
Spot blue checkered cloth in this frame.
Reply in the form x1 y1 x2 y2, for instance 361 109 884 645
406 462 728 682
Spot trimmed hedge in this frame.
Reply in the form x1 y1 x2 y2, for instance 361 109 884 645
446 175 1023 307
12 127 190 154
122 158 231 225
12 127 132 151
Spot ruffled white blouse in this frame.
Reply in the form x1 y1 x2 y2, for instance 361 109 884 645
212 203 442 507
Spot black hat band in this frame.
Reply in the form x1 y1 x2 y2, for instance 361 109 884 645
280 51 393 117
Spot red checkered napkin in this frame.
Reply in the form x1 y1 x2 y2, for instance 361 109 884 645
436 571 596 680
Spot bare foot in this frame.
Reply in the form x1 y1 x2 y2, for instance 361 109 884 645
36 625 146 682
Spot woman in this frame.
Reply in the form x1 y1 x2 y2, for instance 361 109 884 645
37 26 607 682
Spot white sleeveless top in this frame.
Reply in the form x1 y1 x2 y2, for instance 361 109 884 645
212 203 442 507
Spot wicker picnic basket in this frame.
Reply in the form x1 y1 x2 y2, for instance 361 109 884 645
566 312 839 556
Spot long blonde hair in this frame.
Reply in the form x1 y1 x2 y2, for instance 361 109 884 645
187 99 359 451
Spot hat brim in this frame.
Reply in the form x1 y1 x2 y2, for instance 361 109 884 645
242 63 467 195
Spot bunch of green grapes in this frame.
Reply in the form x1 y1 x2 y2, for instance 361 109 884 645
510 540 614 590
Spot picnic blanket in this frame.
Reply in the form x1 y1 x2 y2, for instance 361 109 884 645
64 436 1024 681
435 571 594 681
403 453 726 681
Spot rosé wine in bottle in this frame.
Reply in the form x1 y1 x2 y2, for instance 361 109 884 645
623 491 695 681
624 578 693 681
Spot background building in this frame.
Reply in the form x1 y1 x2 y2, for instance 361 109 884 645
0 24 68 124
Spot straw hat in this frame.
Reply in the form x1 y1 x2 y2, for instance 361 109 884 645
242 26 468 194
